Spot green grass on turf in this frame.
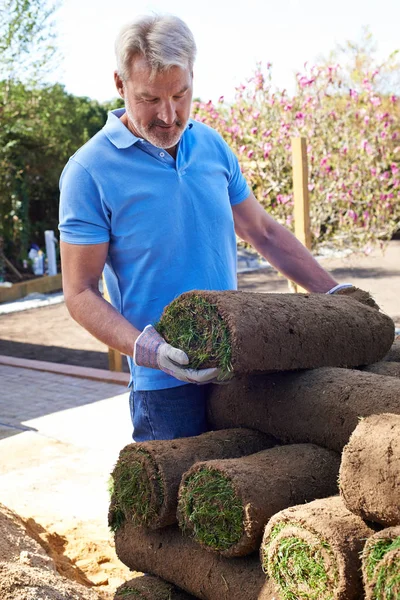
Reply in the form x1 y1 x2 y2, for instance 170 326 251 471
179 467 244 551
156 295 232 373
262 523 338 600
109 449 163 532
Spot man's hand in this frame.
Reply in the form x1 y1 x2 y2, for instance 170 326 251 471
133 325 228 384
327 283 380 310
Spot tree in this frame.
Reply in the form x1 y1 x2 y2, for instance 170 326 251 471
0 0 59 83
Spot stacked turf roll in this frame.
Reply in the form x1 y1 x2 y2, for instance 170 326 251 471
261 496 375 600
207 368 400 452
362 360 400 377
362 527 400 600
340 413 400 526
109 428 274 531
114 575 197 599
177 444 340 557
112 290 398 599
382 338 400 362
114 524 268 600
156 290 394 373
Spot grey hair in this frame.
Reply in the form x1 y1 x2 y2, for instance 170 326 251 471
115 14 197 80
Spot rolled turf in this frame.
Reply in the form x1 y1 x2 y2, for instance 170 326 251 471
362 526 400 600
261 496 375 600
114 523 268 600
156 290 394 374
340 413 400 526
109 428 275 531
177 444 340 557
382 338 400 362
114 575 197 599
207 367 400 452
362 361 400 377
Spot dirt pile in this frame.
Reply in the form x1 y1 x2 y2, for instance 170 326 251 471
0 502 102 600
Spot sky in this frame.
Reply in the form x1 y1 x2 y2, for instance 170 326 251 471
53 0 400 104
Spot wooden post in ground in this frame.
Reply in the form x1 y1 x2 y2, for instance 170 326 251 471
290 137 312 293
102 274 123 372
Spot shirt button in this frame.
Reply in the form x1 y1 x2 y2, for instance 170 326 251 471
159 152 165 157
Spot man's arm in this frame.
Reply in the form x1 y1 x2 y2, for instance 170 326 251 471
232 193 338 293
61 241 223 382
60 241 140 356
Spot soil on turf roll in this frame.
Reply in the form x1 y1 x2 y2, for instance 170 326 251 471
177 444 340 557
156 290 394 373
362 360 400 377
261 496 375 600
340 413 400 526
109 428 275 531
382 338 400 362
362 526 400 600
207 367 400 452
114 524 267 600
114 575 197 599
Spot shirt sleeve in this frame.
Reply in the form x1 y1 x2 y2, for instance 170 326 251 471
224 142 251 206
58 158 111 245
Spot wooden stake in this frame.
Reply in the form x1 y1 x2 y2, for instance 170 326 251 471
291 137 312 293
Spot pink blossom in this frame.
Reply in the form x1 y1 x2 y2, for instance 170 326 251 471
298 76 315 88
263 129 272 138
252 111 260 119
390 95 397 103
349 89 358 99
218 96 224 103
320 157 328 166
295 111 305 120
251 127 258 135
347 210 358 222
393 179 400 188
370 167 377 176
341 146 348 155
364 116 370 125
381 131 387 139
361 139 373 155
391 163 399 175
283 103 293 111
326 192 333 202
370 96 381 107
392 133 398 140
239 145 246 155
308 183 315 191
247 150 254 159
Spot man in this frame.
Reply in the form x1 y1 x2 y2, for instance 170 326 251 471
59 14 350 442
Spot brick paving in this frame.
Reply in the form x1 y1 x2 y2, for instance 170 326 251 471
0 364 128 440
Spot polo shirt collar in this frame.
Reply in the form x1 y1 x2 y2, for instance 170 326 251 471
104 108 194 150
104 109 140 149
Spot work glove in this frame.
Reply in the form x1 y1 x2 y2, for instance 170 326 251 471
327 283 380 310
133 325 230 384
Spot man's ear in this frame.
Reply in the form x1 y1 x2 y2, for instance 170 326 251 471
114 71 125 98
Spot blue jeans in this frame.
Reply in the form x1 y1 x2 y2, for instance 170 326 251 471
129 384 209 441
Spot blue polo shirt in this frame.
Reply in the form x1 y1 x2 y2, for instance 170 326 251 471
59 108 250 390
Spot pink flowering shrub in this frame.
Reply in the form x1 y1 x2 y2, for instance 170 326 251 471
192 62 400 253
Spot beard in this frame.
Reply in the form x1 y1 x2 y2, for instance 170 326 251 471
124 99 186 149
